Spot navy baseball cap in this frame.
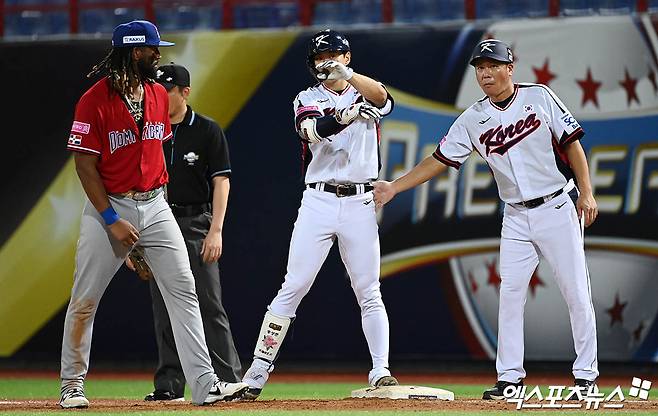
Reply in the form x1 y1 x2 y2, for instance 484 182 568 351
156 64 190 90
469 39 513 66
111 20 174 48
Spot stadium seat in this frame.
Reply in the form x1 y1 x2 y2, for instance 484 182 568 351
234 2 299 28
350 0 383 24
4 11 68 37
155 8 180 32
393 0 465 22
312 1 351 25
476 0 548 19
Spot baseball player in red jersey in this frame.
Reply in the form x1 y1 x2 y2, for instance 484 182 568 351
59 20 247 408
240 29 398 400
374 39 599 400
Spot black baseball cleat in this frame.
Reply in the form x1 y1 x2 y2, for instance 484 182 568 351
241 387 262 401
482 380 523 400
568 378 598 400
374 375 399 387
575 378 597 390
144 389 184 401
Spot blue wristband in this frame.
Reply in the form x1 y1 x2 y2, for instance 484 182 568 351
100 206 120 226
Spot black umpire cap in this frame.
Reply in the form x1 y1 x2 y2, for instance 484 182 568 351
156 63 190 90
469 39 513 66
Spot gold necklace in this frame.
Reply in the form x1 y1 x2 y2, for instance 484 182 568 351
125 84 144 123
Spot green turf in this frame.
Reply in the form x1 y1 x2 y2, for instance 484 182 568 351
2 378 656 400
0 378 655 415
0 411 655 416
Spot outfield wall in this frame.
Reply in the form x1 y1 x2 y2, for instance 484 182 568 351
1 14 657 365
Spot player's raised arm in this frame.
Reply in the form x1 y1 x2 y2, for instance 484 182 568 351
373 156 447 208
348 73 387 107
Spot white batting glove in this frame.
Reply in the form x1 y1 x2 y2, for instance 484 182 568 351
335 103 383 125
315 60 354 81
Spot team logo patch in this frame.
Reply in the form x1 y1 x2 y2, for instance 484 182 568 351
122 35 146 44
183 152 199 166
560 113 580 130
68 134 82 146
524 104 534 112
72 121 90 134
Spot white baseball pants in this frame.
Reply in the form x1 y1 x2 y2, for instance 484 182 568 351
269 188 390 373
497 189 598 383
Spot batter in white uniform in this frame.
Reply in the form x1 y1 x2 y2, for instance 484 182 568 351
373 39 599 400
241 29 398 400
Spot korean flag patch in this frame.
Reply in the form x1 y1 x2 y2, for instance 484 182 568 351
524 104 534 112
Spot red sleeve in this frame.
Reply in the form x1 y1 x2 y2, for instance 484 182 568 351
67 92 102 156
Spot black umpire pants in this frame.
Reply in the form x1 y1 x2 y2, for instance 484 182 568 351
149 211 242 395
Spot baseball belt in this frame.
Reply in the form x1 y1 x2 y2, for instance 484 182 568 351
307 182 374 197
515 189 563 209
113 186 163 201
514 180 576 209
169 203 211 217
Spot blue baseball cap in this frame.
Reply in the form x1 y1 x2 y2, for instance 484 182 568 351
111 20 174 48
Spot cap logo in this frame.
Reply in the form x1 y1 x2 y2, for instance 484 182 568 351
315 34 329 48
166 77 173 82
480 42 495 53
156 69 164 79
123 35 146 44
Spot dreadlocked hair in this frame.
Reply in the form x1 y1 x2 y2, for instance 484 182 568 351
87 47 140 96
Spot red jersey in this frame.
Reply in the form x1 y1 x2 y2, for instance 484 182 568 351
67 78 172 193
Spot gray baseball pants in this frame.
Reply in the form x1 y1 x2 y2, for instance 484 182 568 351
60 191 217 404
149 211 242 396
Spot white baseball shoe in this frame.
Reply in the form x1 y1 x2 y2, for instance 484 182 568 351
59 387 89 409
241 359 272 400
368 367 398 387
203 380 249 404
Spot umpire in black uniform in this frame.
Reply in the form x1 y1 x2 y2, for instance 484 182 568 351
145 64 242 401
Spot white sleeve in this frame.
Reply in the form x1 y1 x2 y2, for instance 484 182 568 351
293 91 324 133
432 114 473 169
541 85 584 147
376 84 394 116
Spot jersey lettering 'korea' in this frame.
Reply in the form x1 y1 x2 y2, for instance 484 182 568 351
434 83 584 204
67 78 172 193
293 83 393 184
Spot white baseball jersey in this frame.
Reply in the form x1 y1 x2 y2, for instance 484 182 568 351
433 83 584 203
293 83 393 184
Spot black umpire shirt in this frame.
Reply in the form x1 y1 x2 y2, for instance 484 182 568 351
163 105 231 206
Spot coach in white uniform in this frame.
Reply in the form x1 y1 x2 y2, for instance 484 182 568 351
241 29 398 399
373 39 599 399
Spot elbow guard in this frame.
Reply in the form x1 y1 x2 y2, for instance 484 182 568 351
299 117 323 144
